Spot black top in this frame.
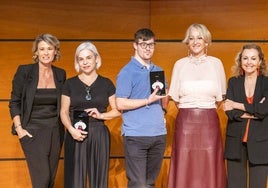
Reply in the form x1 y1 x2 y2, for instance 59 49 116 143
62 75 115 115
28 88 58 128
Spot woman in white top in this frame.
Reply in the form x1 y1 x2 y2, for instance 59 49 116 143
167 23 227 188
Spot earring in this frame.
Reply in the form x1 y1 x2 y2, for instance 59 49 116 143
257 67 261 76
32 54 37 60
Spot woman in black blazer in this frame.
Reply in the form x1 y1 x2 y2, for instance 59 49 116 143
223 43 268 188
9 33 66 188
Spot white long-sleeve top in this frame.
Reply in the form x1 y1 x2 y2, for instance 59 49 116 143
168 55 226 109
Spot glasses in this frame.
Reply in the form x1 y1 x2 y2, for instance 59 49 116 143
137 42 156 49
85 86 92 101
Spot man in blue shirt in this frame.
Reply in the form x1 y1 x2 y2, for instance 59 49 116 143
115 28 168 188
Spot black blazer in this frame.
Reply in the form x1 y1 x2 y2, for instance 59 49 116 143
224 75 268 164
9 63 66 135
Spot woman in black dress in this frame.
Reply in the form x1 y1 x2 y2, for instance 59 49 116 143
60 41 121 188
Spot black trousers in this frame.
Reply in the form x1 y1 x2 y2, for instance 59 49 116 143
123 135 166 188
20 126 62 188
227 143 268 188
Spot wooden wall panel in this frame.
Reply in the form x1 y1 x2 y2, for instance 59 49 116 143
1 158 266 187
1 0 268 187
0 160 64 188
0 160 32 188
108 158 128 187
151 0 268 40
0 103 25 158
0 158 171 188
3 0 268 41
0 0 150 39
0 42 32 99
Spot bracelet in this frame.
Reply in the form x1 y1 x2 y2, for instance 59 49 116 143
145 99 150 109
14 123 22 129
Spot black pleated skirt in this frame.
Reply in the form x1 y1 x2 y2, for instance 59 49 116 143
64 121 110 188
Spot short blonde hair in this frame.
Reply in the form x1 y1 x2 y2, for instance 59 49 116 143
32 33 60 63
182 23 212 45
74 42 102 72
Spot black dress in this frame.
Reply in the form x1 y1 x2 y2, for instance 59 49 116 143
62 75 115 188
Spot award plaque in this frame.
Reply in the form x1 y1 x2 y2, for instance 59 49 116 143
150 71 166 96
73 110 89 131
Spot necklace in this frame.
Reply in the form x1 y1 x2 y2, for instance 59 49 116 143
189 54 207 65
85 86 92 101
80 75 98 101
78 74 98 101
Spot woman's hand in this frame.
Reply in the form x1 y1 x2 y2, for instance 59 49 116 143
84 108 104 119
16 127 33 139
223 99 234 111
68 127 88 142
223 99 245 112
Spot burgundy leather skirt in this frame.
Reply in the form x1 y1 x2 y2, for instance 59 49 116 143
167 108 226 188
